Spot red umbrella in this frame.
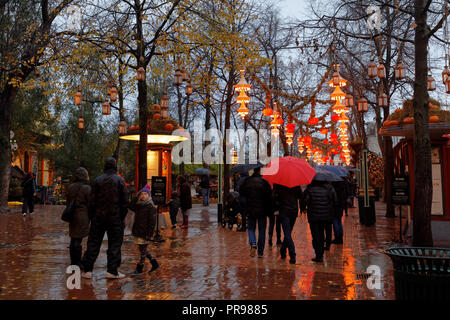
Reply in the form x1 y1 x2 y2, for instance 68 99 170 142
262 156 316 188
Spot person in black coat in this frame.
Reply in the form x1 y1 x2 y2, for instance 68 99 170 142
168 191 181 229
128 187 159 275
238 167 273 258
331 180 349 244
81 157 129 279
66 167 91 268
301 180 337 262
21 172 36 216
273 184 302 264
177 175 192 229
235 172 249 231
200 174 210 206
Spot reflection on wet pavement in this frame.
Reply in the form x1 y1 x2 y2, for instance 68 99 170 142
0 203 398 300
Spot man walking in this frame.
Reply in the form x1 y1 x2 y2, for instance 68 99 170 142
81 157 129 279
301 179 337 262
200 174 210 207
239 167 273 258
273 184 302 264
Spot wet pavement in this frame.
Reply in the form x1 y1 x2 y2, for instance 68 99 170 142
0 202 403 300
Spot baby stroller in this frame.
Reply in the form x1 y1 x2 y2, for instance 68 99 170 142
222 191 242 230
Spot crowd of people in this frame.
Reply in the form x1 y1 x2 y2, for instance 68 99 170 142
60 157 196 279
237 168 356 264
20 157 355 277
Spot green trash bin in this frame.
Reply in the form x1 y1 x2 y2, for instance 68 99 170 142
358 196 376 226
385 247 450 300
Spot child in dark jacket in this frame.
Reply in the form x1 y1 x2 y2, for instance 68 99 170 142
129 186 160 275
168 192 180 229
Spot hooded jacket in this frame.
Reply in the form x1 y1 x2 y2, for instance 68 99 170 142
129 197 156 239
67 167 91 238
89 157 129 221
178 177 192 211
273 184 303 218
301 180 337 223
238 172 273 218
21 174 36 197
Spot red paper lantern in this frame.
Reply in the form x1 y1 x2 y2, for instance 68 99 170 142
331 114 339 122
330 133 338 140
323 139 329 144
304 136 312 144
308 117 319 125
320 128 328 135
263 107 273 117
286 123 296 135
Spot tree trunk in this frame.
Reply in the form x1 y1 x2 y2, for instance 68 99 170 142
113 63 125 161
0 84 17 212
223 66 235 204
412 0 433 246
384 136 395 217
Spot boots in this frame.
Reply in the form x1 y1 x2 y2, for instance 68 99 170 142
180 215 189 229
131 263 144 276
146 252 160 273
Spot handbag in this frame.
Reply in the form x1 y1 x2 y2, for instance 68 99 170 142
61 185 82 222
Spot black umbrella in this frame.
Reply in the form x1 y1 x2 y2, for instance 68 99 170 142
313 169 344 182
230 162 264 175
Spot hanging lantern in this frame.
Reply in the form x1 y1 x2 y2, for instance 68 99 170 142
304 136 312 145
263 93 273 116
330 85 346 102
185 82 193 96
344 94 354 107
395 62 406 79
237 101 249 119
286 122 295 138
236 89 250 104
109 86 118 102
174 67 183 86
339 114 349 123
442 66 449 84
358 97 368 112
263 106 273 117
137 67 145 82
78 117 84 130
119 120 127 135
308 116 319 125
102 101 111 115
320 128 328 135
332 139 339 145
331 114 340 122
427 74 436 91
378 92 389 107
276 116 284 126
445 77 450 93
330 133 338 140
332 99 349 115
323 139 329 145
271 102 279 119
234 69 251 92
377 63 386 78
74 91 82 106
286 136 293 146
368 60 377 78
232 150 238 165
332 72 340 86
